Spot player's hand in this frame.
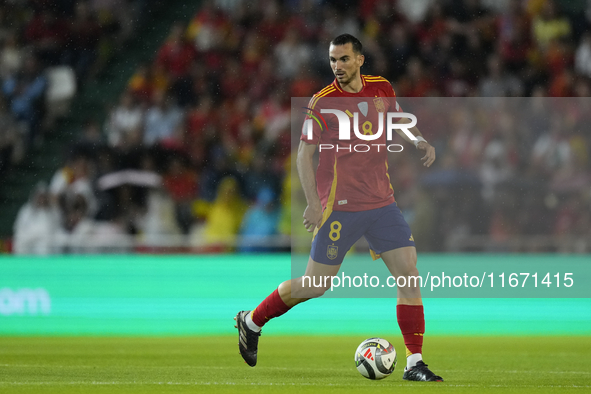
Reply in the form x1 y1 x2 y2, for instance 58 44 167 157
417 141 436 167
303 202 323 233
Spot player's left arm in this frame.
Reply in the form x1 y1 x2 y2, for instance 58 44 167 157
385 82 436 167
394 122 436 168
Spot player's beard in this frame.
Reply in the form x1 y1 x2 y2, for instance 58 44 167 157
338 69 357 86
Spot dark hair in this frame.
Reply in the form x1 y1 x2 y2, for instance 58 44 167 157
330 34 363 54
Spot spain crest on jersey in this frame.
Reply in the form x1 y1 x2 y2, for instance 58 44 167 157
327 245 338 260
373 97 385 113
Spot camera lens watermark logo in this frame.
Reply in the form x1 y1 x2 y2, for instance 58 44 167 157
302 107 328 133
302 103 418 152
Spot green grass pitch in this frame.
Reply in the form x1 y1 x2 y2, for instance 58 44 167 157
1 336 589 393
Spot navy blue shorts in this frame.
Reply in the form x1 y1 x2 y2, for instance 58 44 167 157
310 202 415 265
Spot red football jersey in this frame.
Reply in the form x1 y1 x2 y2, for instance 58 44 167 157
301 75 402 212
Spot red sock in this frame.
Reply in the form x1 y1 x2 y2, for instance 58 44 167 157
397 304 425 356
251 289 291 327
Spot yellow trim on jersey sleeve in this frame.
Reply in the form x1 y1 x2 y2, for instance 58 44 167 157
365 78 390 83
310 87 335 110
315 84 335 97
363 74 390 82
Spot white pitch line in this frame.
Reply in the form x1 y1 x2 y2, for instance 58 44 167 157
1 364 589 375
0 382 590 388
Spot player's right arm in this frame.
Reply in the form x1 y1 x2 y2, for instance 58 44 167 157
297 141 323 233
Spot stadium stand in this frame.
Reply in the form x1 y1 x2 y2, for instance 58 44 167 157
2 0 591 254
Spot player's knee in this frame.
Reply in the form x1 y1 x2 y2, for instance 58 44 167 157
306 281 331 298
300 275 331 298
307 285 329 298
398 263 419 278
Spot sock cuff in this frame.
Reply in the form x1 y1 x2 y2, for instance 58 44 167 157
251 288 290 327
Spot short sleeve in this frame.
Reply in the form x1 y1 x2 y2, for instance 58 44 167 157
387 82 403 113
388 83 397 98
300 95 324 145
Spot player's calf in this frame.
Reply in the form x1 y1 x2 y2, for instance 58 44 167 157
293 275 332 299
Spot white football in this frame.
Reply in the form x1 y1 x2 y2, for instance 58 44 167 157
354 337 397 380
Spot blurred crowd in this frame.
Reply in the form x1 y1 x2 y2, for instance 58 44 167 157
0 0 157 177
10 0 591 254
387 96 591 253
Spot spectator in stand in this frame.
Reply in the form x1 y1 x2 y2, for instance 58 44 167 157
156 23 197 80
449 106 486 170
248 58 279 101
553 194 586 238
385 24 413 78
199 143 239 202
201 176 247 250
0 95 24 174
462 31 488 83
60 192 130 253
575 32 591 78
530 113 573 176
143 91 184 146
162 156 198 234
257 0 288 43
532 0 571 51
24 9 69 66
77 118 105 149
548 67 576 97
496 0 532 71
185 95 215 166
397 57 435 97
90 0 134 45
0 33 23 81
137 187 182 244
186 61 214 101
443 57 473 96
290 67 321 97
13 183 60 255
223 94 250 145
238 187 280 253
49 153 98 218
242 155 281 202
128 63 169 103
479 54 523 96
2 54 47 147
480 132 517 202
320 5 359 39
64 1 102 81
220 60 249 98
255 89 291 143
0 3 14 41
186 0 229 54
106 91 144 148
240 32 266 76
274 27 312 80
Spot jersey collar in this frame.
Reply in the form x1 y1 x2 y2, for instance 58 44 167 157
333 75 367 95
